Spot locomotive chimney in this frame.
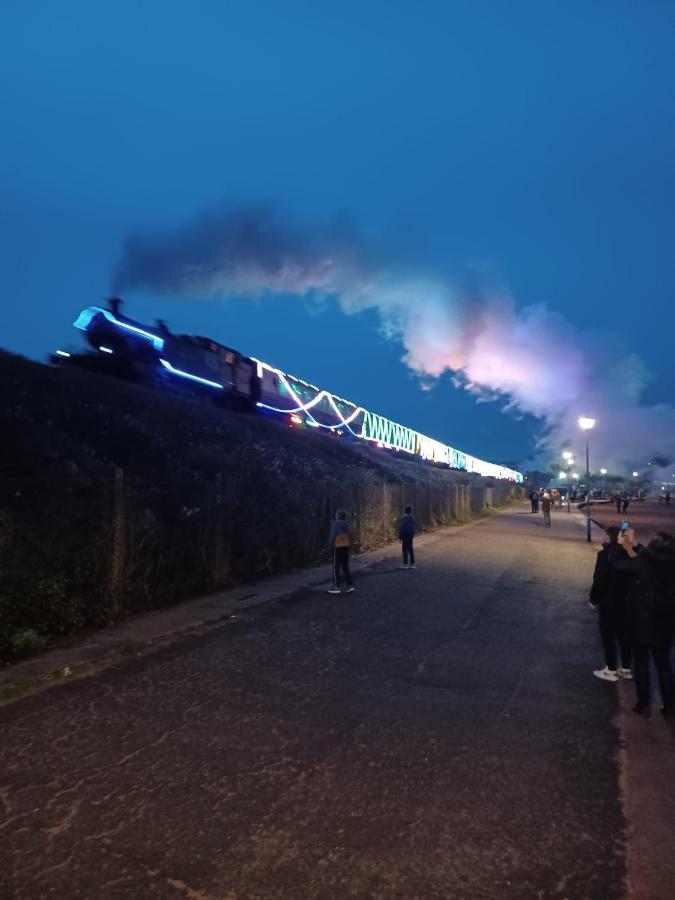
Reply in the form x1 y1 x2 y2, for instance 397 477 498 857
108 296 123 316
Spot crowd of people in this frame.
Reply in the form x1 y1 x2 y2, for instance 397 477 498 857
589 526 675 718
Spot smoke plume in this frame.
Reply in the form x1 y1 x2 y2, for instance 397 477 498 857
113 206 675 472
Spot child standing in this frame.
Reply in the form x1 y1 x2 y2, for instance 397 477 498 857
398 505 417 569
328 510 354 594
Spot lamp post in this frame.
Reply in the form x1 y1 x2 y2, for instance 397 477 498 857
579 417 596 542
562 451 573 512
600 468 607 498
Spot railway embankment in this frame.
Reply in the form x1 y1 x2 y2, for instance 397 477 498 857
0 349 522 662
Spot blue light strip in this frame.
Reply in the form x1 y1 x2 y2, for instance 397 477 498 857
158 358 223 389
74 307 165 350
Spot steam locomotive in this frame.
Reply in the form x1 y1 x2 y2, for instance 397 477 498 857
54 299 522 482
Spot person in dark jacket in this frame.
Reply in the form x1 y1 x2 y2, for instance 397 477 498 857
589 526 631 682
613 531 675 717
530 490 539 513
398 505 416 569
327 510 354 594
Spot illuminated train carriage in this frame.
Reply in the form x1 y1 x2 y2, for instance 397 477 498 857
62 302 522 483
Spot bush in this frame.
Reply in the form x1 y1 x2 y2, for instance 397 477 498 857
7 627 47 661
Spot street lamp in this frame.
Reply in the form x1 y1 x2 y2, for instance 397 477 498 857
600 468 607 497
579 416 596 542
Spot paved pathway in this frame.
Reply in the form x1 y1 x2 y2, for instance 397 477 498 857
0 504 670 898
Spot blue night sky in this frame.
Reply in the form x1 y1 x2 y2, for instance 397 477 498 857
2 1 674 466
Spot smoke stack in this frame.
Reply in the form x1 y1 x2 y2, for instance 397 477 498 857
108 296 123 316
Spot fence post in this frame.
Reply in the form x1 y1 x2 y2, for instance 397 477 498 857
110 467 126 618
382 482 388 542
212 473 228 587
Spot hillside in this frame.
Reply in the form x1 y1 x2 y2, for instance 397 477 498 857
0 350 521 660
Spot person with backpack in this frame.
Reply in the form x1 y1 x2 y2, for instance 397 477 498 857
541 492 553 527
327 509 354 594
613 531 675 717
588 526 631 682
398 505 417 569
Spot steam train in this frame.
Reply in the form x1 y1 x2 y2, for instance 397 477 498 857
54 299 522 482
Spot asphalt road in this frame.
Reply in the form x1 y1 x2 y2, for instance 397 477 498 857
0 505 626 899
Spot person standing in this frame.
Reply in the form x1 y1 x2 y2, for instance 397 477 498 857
327 510 354 594
541 492 553 527
530 490 539 513
622 492 631 514
589 526 631 682
614 491 622 515
613 531 675 717
398 505 417 569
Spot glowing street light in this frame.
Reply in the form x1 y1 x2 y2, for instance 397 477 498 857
633 471 639 477
572 473 579 479
579 417 595 543
562 451 573 461
600 468 607 475
559 471 567 480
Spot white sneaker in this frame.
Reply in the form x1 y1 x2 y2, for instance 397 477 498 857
409 565 416 569
345 586 355 593
398 565 410 570
593 667 619 682
617 668 633 680
327 588 341 594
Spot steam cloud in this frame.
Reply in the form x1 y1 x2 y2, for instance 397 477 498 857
113 206 675 472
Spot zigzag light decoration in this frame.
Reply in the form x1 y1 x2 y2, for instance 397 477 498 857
255 359 522 482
